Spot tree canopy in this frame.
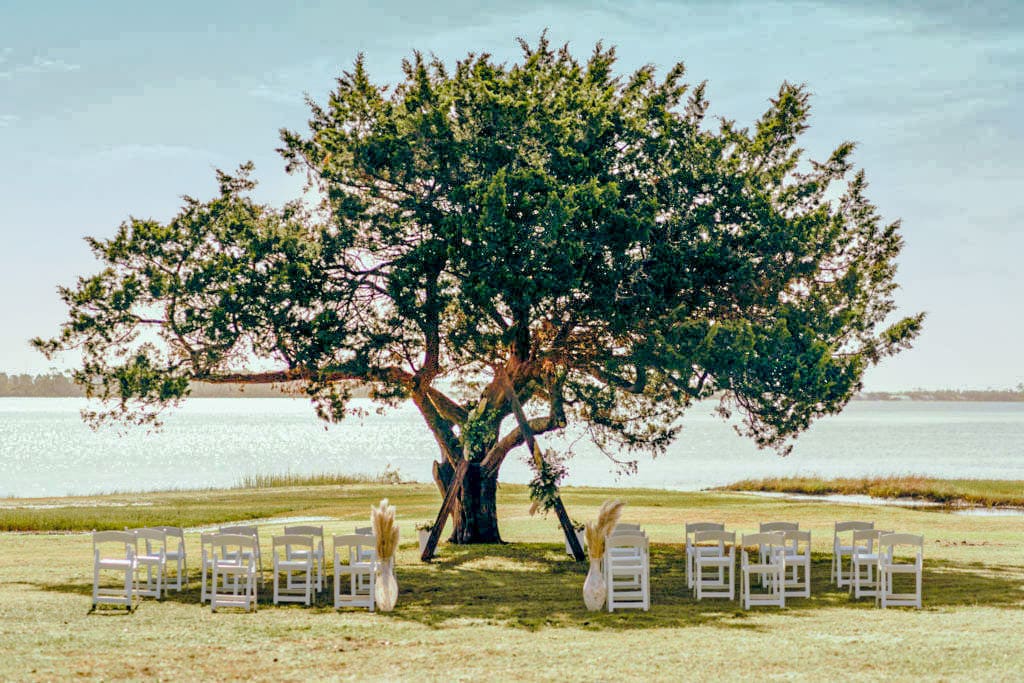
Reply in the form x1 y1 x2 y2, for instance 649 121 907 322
36 36 922 542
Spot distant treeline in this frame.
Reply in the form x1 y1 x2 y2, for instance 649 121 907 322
0 373 371 398
2 372 1022 401
854 386 1024 402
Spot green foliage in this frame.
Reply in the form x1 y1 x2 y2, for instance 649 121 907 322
37 35 921 484
527 448 570 514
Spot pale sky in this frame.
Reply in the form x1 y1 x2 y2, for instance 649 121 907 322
1 1 1021 391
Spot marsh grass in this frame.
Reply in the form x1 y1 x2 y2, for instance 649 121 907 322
2 484 1024 679
721 476 1024 508
236 467 403 489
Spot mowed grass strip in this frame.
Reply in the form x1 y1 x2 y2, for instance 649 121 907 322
720 475 1024 508
1 484 1023 680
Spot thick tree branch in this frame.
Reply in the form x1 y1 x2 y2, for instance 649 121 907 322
479 415 559 475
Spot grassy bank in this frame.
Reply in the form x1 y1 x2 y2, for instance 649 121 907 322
2 483 1024 679
720 475 1024 508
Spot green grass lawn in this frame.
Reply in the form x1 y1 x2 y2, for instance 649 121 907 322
1 483 1022 681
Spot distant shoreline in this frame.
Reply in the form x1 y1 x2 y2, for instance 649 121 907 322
1 372 1022 401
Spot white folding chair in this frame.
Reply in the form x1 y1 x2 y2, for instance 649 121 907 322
333 534 376 611
761 524 798 581
129 528 167 600
272 535 315 606
740 531 786 609
877 533 923 609
685 522 726 592
780 530 811 598
283 525 325 592
91 531 137 611
352 527 375 595
209 534 258 612
605 532 650 612
850 529 891 600
832 521 874 587
154 526 187 591
693 530 735 601
606 524 646 591
199 532 219 604
219 525 263 578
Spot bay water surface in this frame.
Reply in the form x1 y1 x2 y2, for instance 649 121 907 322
2 398 1023 498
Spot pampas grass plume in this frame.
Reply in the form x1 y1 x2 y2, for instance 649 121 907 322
371 498 400 562
585 499 624 561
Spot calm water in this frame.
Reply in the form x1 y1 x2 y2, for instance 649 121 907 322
2 398 1023 498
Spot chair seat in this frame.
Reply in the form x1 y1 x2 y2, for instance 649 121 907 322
696 556 732 566
98 558 134 569
854 553 880 561
837 544 869 553
744 563 784 572
880 563 919 573
276 559 312 571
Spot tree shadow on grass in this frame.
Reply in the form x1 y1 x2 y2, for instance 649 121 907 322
32 542 1024 630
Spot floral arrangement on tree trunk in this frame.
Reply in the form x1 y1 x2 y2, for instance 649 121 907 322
371 498 400 611
583 499 624 610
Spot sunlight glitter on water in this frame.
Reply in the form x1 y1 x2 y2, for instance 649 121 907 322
3 398 1024 498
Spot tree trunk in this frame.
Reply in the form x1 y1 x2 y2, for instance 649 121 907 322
449 463 502 544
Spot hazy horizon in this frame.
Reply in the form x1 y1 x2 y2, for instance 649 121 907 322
2 1 1021 392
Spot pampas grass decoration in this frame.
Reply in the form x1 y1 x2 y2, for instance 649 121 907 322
371 498 399 562
585 499 624 562
371 498 400 611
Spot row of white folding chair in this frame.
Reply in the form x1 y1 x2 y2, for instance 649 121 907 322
272 534 317 606
208 534 259 612
334 533 376 611
132 527 188 597
688 530 798 607
847 528 923 608
685 523 723 590
282 525 325 592
740 531 788 609
91 531 138 610
605 524 650 612
687 522 810 602
875 533 923 609
200 530 256 604
833 521 875 588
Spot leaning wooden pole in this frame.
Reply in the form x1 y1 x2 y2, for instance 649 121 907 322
420 459 468 561
497 370 586 561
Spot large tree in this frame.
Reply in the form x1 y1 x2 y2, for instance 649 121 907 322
36 37 922 545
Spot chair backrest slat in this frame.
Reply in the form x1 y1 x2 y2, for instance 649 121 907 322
879 533 924 549
274 534 314 549
742 531 785 547
760 521 798 533
694 530 734 545
211 533 257 551
835 521 874 533
606 533 647 550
